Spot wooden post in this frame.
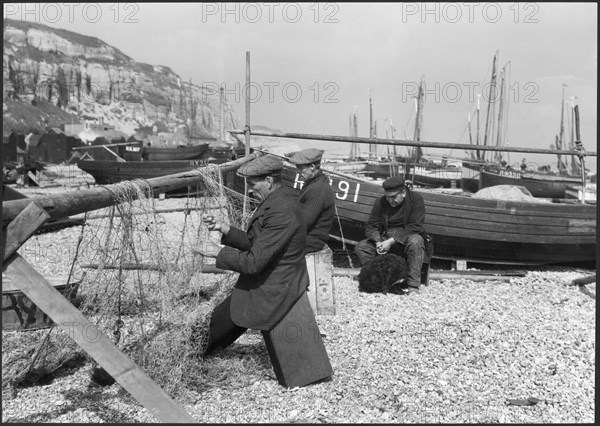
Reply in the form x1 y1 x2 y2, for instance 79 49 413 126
243 51 251 221
305 247 335 315
245 51 251 158
573 105 586 205
2 203 195 422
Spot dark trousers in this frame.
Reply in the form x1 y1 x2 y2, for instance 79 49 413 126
203 293 333 388
204 296 247 356
355 234 425 287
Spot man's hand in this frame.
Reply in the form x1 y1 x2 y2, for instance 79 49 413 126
202 214 230 235
376 238 395 254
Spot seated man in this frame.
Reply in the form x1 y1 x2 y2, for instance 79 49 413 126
288 148 335 254
354 176 426 293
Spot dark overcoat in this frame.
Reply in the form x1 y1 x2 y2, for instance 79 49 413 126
299 171 335 253
365 190 426 243
216 186 309 330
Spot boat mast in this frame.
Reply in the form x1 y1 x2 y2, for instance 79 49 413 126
390 120 397 156
569 96 582 175
467 111 475 159
494 64 506 164
348 109 359 158
412 75 424 163
348 114 353 158
219 86 225 144
483 51 499 163
557 84 568 173
476 93 481 160
369 90 375 158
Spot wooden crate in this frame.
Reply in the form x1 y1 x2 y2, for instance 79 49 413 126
305 246 335 316
2 276 80 331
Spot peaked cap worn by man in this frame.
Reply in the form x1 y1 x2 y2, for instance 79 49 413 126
382 175 405 192
289 148 324 166
237 154 283 177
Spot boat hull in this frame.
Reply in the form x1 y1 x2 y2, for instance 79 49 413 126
125 143 210 161
480 167 581 198
77 159 210 184
460 160 485 193
363 162 462 188
280 166 596 265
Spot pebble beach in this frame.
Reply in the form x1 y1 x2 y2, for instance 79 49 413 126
2 168 596 423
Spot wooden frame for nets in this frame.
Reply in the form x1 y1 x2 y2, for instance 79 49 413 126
1 153 258 423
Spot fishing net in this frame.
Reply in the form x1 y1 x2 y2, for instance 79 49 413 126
2 164 259 398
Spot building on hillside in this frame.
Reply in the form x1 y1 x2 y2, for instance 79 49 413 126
3 132 22 162
11 132 26 152
64 117 115 135
27 128 84 163
3 135 17 163
64 117 127 146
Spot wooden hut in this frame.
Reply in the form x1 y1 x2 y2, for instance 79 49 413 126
3 133 18 162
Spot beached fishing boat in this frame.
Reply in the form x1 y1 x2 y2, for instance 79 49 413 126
77 144 251 185
460 158 487 193
565 184 596 203
279 165 596 265
402 161 462 188
123 142 210 161
479 165 582 198
76 159 210 184
461 58 586 199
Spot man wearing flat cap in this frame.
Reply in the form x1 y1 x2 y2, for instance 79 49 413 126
199 155 332 387
288 148 335 254
355 176 427 293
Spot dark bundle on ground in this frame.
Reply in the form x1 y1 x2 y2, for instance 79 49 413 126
357 254 408 294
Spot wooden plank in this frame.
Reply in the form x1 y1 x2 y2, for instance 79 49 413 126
333 267 526 279
424 223 595 244
3 255 195 423
102 145 126 162
79 262 229 274
3 202 50 262
569 274 596 286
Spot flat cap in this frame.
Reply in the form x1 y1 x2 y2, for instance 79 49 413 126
382 176 405 192
237 155 283 177
288 148 324 165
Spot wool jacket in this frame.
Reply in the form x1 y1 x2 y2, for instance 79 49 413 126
364 190 426 243
299 171 335 253
216 186 309 330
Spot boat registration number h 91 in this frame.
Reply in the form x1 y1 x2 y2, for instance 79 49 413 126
293 174 361 203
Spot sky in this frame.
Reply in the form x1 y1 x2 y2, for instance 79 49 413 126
4 2 597 171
